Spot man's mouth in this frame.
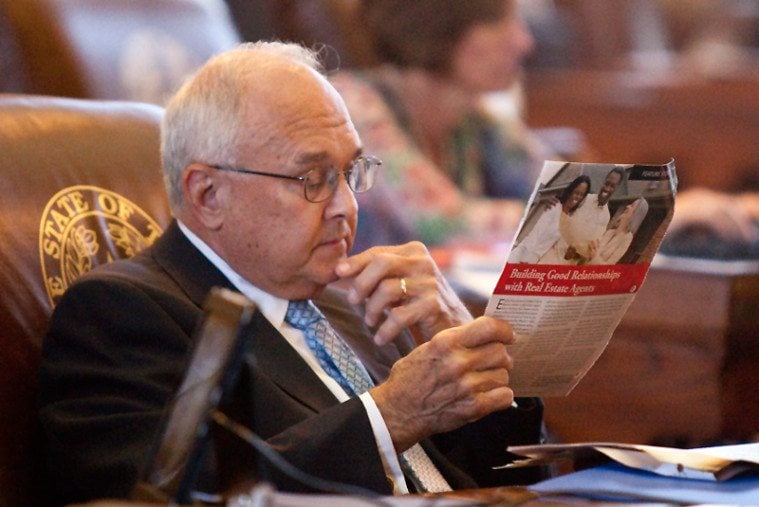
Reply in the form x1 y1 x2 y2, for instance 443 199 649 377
318 223 353 253
317 232 352 253
319 237 346 247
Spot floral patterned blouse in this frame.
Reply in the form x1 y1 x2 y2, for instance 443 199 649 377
330 67 548 253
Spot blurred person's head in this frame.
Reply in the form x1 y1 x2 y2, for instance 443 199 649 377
559 174 591 213
362 0 534 92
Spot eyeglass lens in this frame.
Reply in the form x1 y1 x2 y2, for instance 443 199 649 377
304 157 379 202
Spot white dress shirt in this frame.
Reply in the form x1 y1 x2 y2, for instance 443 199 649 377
176 221 408 494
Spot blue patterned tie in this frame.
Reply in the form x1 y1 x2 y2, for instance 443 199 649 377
285 300 373 396
285 300 452 493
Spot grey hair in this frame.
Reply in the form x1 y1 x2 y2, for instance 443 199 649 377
160 41 323 209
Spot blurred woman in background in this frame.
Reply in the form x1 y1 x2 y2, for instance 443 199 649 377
331 0 551 252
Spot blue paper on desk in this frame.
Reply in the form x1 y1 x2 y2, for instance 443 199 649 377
529 462 759 505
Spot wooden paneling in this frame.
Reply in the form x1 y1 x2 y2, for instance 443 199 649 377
544 256 759 445
524 69 759 192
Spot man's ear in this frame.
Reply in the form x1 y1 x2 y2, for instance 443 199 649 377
183 163 225 229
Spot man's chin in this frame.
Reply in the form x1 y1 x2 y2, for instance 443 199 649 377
324 270 340 285
309 240 351 285
289 272 335 300
313 261 343 286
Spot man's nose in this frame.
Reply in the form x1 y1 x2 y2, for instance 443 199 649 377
325 173 358 218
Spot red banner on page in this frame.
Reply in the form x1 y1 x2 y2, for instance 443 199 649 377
494 264 648 297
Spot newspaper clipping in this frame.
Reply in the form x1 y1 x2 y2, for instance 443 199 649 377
485 160 677 396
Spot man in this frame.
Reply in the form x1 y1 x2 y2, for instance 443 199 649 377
562 167 624 263
39 42 544 504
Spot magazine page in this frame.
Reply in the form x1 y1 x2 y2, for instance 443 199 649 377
485 160 677 397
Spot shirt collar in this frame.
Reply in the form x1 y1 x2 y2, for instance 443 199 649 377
176 220 289 327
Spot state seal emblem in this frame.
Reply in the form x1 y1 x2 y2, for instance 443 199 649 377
39 185 163 306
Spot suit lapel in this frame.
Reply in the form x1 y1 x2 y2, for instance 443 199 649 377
150 221 234 308
246 311 337 412
150 221 339 412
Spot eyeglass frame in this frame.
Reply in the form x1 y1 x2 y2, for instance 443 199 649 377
208 155 381 203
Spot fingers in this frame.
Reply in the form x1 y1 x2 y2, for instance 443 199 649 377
465 369 512 394
435 316 514 348
427 328 514 386
364 276 434 335
471 386 516 419
371 296 427 345
336 241 473 343
372 327 516 449
426 319 515 403
465 340 514 373
363 276 431 327
455 381 515 425
336 242 434 305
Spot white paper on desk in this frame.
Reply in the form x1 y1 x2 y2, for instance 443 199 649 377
505 442 759 481
484 160 677 397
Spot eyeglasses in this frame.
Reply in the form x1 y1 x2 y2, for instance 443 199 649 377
209 155 381 203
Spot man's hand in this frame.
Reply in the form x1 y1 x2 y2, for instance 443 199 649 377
369 317 514 452
335 241 472 345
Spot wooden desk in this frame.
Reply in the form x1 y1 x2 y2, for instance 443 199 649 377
524 69 759 192
544 255 759 445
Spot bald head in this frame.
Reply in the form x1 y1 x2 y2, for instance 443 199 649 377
235 55 354 162
159 41 363 298
161 42 349 211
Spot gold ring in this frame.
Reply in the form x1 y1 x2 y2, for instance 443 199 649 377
399 277 408 298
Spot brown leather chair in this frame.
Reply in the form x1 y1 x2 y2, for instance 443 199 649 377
0 0 240 104
0 94 172 506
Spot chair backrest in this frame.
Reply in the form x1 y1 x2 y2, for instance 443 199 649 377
0 94 171 507
0 0 240 104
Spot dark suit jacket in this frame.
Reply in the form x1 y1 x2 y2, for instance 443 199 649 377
38 221 545 504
